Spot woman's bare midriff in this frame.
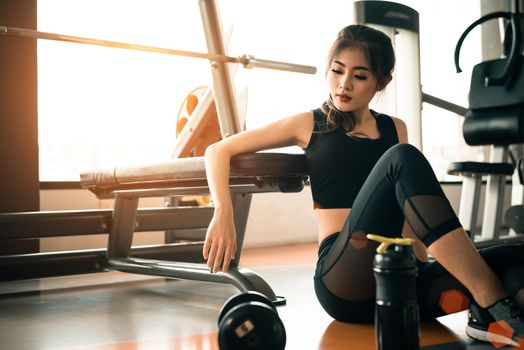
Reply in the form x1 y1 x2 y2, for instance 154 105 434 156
316 208 351 243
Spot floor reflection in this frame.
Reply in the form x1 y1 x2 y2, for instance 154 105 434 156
72 333 220 350
318 319 464 350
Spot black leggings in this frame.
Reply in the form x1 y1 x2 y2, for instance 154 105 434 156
314 143 524 323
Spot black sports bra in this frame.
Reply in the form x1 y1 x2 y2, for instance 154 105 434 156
305 108 399 209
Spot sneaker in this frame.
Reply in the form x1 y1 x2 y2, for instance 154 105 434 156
466 297 524 347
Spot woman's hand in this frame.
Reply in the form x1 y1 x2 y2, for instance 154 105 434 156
203 207 237 273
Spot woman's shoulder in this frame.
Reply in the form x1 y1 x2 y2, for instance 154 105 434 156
276 110 316 149
386 115 408 143
389 115 406 129
282 110 315 126
374 112 405 128
374 111 407 143
285 109 323 150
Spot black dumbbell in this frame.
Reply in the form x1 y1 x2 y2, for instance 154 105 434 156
218 291 286 350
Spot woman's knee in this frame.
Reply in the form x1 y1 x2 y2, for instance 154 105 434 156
384 143 424 163
380 143 430 180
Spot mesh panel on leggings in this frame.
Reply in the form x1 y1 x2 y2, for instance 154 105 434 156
402 195 458 244
320 230 379 301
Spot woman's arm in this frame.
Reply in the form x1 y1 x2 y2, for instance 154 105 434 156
393 116 429 262
203 111 313 273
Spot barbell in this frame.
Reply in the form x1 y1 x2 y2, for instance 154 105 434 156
0 25 317 75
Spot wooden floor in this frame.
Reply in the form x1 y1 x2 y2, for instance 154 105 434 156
0 243 518 349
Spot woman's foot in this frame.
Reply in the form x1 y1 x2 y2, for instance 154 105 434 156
466 297 524 347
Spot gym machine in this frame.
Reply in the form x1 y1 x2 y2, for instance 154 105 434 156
449 0 524 246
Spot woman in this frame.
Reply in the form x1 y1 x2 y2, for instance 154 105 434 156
203 24 524 346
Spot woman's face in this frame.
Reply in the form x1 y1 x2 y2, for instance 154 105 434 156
327 47 380 116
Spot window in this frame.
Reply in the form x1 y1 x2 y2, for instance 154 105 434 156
38 0 211 180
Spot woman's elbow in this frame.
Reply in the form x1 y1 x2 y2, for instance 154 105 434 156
204 140 230 160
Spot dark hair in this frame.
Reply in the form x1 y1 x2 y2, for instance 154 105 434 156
321 25 395 132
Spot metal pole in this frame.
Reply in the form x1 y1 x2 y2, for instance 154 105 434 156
198 0 241 136
422 93 468 117
0 25 316 76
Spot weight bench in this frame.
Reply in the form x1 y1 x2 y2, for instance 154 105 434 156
79 152 308 303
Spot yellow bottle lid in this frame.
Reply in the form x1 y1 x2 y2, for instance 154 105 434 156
367 234 414 254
